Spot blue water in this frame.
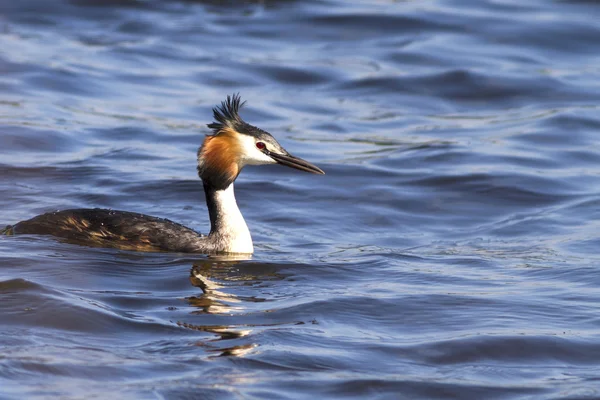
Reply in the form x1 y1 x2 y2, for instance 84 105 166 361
2 0 600 398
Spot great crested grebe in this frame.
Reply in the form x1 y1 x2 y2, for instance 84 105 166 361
2 94 325 253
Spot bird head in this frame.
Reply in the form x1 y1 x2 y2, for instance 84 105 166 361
197 94 324 190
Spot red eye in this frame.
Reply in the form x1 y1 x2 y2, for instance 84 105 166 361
256 142 266 150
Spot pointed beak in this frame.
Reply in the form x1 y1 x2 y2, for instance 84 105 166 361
269 151 325 175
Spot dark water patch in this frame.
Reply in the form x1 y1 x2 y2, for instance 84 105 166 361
0 57 46 78
335 69 599 110
310 12 464 38
0 164 109 188
418 335 600 365
88 126 166 143
69 0 151 10
26 68 109 98
0 278 175 335
0 125 82 154
246 64 334 86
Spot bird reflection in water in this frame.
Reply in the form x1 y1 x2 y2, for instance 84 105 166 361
181 254 287 357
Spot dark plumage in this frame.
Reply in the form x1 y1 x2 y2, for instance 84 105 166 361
207 93 246 134
4 209 205 252
206 93 274 141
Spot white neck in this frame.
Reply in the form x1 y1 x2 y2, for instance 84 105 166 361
204 182 253 253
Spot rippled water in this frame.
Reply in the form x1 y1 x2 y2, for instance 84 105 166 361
2 0 600 398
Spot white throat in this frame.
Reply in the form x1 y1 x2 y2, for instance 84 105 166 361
206 183 253 253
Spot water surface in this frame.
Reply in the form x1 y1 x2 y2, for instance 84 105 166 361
2 0 600 398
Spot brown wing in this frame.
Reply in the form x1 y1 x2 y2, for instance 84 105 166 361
9 208 206 252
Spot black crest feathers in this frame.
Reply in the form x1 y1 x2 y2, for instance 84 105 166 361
207 94 246 134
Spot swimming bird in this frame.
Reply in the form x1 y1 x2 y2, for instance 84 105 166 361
2 94 325 253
